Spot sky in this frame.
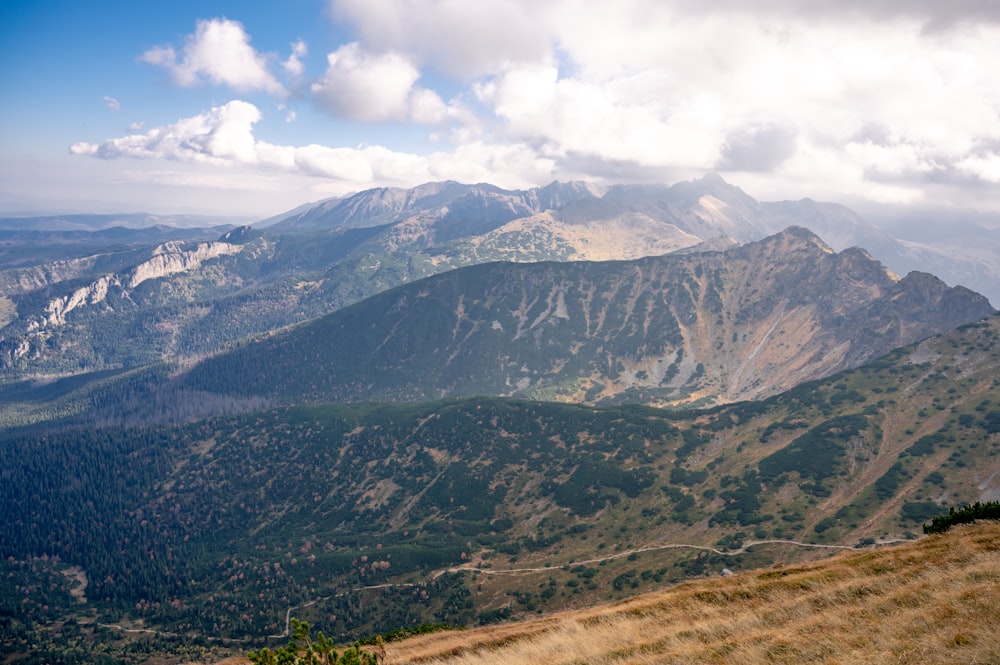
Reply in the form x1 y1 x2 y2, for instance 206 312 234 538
2 0 1000 220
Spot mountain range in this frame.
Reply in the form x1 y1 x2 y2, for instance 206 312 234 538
1 175 996 384
2 175 999 664
180 226 991 408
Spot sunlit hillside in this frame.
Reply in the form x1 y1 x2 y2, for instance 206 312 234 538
375 522 1000 665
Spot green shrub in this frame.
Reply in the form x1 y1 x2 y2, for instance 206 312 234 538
923 501 1000 534
248 618 380 665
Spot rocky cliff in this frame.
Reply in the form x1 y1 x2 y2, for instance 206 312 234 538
5 240 244 364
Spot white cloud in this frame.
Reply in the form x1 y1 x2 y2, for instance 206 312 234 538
460 2 1000 203
70 100 558 193
329 0 552 77
283 40 307 76
485 62 722 173
74 1 1000 212
103 96 121 112
69 101 418 186
310 42 462 125
140 18 286 96
311 43 419 122
409 88 449 125
71 101 263 165
957 153 1000 184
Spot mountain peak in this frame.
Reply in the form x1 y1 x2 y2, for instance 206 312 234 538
780 224 830 245
748 225 834 258
218 225 257 244
697 171 728 185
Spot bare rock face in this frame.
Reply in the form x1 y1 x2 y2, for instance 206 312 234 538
3 240 244 365
127 241 242 289
184 227 994 407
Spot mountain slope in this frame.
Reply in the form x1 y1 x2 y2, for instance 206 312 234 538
271 174 999 306
269 181 604 234
182 227 993 407
4 313 1000 657
0 224 393 376
384 522 1000 665
3 175 994 382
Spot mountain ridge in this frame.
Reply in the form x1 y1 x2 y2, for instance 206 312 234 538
181 226 992 408
1 174 995 383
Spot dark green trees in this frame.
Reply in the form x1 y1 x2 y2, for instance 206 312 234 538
923 501 1000 534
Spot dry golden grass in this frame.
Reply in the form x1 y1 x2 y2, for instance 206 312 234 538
384 523 1000 665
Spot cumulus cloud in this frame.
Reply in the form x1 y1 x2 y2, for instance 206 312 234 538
484 62 721 173
69 100 555 192
409 88 450 125
310 42 459 125
329 0 551 77
140 18 286 96
71 101 261 168
79 1 1000 210
462 1 1000 202
283 40 307 76
103 96 121 112
311 43 420 122
957 152 1000 183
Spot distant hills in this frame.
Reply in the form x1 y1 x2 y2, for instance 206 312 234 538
266 174 1000 305
0 175 995 382
0 212 249 232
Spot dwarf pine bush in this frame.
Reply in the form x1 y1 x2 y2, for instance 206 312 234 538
923 501 1000 534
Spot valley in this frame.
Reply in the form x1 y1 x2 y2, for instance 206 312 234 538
3 313 1000 663
1 176 999 664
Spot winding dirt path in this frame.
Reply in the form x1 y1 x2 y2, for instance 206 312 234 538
432 537 886 578
80 536 907 644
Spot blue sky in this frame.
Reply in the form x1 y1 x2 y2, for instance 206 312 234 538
2 1 1000 219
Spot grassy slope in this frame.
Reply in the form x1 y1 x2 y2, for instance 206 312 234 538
381 522 1000 665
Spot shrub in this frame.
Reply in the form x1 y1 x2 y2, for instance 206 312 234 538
248 618 380 665
923 501 1000 534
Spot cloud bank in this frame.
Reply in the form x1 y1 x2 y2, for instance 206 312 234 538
71 100 550 189
73 1 1000 208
